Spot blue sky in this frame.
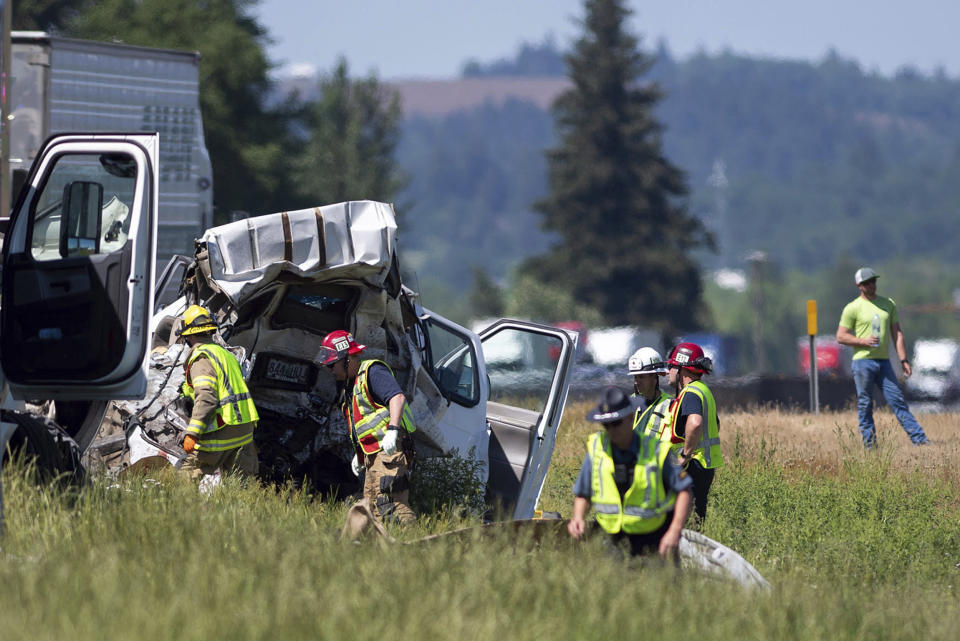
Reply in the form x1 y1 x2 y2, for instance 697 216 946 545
254 0 960 80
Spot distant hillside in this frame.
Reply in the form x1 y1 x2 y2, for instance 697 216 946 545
277 76 569 117
275 45 960 312
389 78 568 116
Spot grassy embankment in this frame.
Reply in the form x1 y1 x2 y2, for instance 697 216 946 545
2 404 959 640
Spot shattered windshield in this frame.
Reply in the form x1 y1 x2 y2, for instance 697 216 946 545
271 284 356 334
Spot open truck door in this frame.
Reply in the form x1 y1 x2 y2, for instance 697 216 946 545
480 319 575 520
1 133 159 401
418 313 575 520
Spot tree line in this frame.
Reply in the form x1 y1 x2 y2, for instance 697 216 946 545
16 1 960 374
12 0 404 223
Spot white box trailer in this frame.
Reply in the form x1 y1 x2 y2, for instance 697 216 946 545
6 32 213 268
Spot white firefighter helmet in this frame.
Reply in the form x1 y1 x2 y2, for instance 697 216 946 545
627 347 668 375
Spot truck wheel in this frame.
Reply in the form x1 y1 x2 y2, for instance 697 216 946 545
1 410 85 485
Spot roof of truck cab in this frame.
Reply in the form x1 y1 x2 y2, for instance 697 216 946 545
199 200 399 306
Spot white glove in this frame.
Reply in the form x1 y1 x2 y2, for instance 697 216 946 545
351 454 362 477
198 471 222 496
380 428 399 455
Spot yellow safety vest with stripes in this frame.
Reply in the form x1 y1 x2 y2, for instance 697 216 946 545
588 431 676 534
182 343 258 452
632 390 674 445
670 380 723 469
347 360 416 455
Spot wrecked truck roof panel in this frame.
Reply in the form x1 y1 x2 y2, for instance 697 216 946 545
203 200 398 306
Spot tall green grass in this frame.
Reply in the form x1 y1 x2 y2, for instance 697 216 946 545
3 407 960 640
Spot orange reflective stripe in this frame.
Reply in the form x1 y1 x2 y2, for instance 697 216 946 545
349 360 394 453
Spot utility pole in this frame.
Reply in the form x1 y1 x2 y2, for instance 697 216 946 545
0 0 10 219
806 300 820 414
707 158 729 268
747 251 769 374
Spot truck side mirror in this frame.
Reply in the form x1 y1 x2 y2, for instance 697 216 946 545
59 180 104 257
11 169 28 210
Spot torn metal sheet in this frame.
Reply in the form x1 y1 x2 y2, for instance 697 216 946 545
202 200 398 307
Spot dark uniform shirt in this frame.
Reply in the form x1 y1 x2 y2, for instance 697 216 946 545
673 392 704 439
362 362 403 407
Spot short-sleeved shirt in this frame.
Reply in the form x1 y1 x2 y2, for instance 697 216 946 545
573 432 692 498
364 362 403 407
672 392 703 439
839 295 899 360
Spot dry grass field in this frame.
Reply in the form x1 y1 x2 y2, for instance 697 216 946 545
722 406 960 483
541 399 960 515
2 400 959 640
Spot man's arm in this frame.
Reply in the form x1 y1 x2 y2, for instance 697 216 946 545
891 322 912 377
387 392 406 427
183 357 219 452
659 489 692 558
837 324 876 348
186 358 219 434
681 413 703 463
567 496 591 539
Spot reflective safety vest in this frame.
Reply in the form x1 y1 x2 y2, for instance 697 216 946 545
669 380 723 469
346 360 416 455
182 343 258 452
589 431 676 534
632 390 674 444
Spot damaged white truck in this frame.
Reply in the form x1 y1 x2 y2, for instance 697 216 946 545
0 133 768 589
110 200 576 519
5 185 578 520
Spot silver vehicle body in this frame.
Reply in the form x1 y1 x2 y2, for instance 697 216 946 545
905 338 960 402
94 200 576 519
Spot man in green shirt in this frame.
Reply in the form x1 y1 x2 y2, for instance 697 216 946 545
836 267 929 449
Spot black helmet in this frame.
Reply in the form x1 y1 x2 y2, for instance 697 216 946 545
585 386 642 424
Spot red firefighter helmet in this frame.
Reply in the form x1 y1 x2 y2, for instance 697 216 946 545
318 330 366 365
667 342 713 375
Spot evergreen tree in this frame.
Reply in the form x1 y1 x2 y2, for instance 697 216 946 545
523 0 711 329
288 59 405 211
12 0 89 31
468 267 505 318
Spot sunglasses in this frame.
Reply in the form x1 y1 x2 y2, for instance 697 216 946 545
602 416 630 428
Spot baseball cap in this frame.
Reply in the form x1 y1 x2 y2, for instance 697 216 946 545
855 267 878 285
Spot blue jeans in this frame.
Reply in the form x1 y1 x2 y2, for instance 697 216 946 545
851 358 928 447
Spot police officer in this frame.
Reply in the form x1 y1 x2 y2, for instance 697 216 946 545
567 386 692 559
666 342 723 524
627 347 674 441
319 330 416 524
177 305 259 479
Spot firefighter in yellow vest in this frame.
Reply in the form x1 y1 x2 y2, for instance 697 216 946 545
177 305 259 479
319 330 416 524
567 386 692 559
666 342 723 524
627 347 675 443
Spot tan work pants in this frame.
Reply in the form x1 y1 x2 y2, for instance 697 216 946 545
363 450 415 524
181 441 259 479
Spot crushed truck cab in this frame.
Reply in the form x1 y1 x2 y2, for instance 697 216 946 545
90 200 575 519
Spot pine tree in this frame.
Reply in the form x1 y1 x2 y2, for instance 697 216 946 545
524 0 711 329
288 59 406 212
